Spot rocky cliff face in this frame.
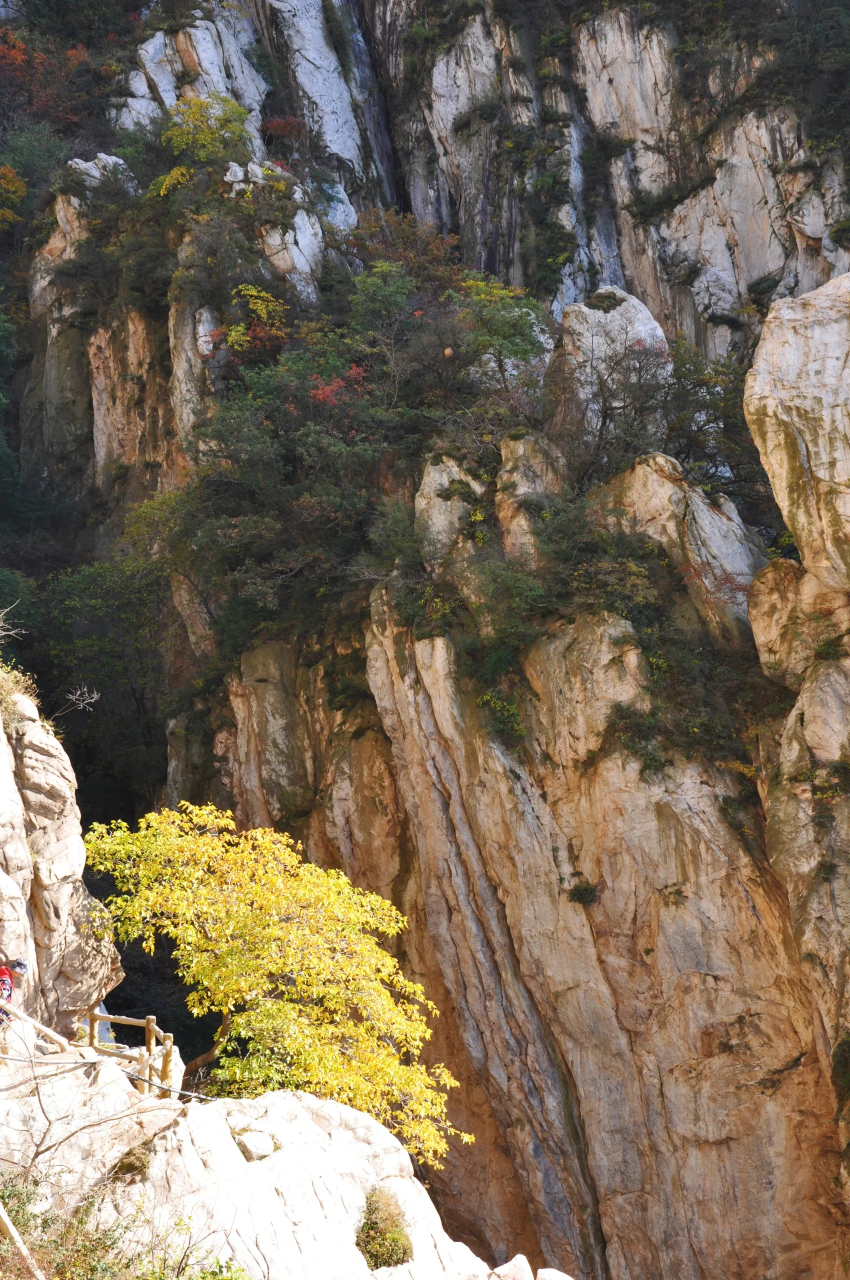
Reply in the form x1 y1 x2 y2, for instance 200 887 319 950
0 693 121 1034
0 1045 535 1280
11 1 850 1277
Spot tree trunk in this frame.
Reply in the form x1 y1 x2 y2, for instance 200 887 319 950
181 1011 231 1089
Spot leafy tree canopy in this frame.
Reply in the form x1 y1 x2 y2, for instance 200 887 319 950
85 803 474 1165
162 93 251 165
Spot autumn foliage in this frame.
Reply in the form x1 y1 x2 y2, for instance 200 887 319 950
85 803 474 1165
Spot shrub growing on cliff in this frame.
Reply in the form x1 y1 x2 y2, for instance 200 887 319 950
162 94 250 164
355 1188 413 1270
85 802 473 1165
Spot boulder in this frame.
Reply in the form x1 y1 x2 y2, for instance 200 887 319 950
415 457 486 569
2 1054 493 1280
495 435 567 568
493 1257 534 1280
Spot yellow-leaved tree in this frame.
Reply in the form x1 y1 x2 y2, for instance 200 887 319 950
84 803 472 1165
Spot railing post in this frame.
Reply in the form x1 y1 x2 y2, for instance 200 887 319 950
136 1049 150 1094
160 1033 173 1097
88 1008 96 1049
145 1015 156 1057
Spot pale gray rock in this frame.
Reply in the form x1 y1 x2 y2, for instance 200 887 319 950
415 458 486 569
0 1058 494 1280
493 1256 534 1280
117 8 268 158
745 272 850 591
67 154 139 194
495 435 567 568
574 11 849 354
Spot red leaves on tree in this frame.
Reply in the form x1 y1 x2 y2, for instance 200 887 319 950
0 26 97 134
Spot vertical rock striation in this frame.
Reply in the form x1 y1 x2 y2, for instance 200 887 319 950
0 696 121 1033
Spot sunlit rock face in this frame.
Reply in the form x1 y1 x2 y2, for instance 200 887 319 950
0 695 121 1035
742 274 850 1202
749 559 850 691
14 0 850 1273
745 272 850 592
0 1059 503 1280
573 10 849 354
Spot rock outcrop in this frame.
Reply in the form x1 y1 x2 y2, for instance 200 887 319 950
745 272 850 591
357 1 849 339
13 1 850 1275
0 1045 540 1280
574 11 850 354
0 695 121 1034
741 275 850 1190
749 558 850 690
592 453 767 647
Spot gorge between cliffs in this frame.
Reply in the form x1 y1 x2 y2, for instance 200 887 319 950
2 0 850 1276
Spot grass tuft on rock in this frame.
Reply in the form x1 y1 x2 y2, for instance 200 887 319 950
355 1187 413 1271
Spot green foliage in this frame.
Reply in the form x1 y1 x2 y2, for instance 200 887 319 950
567 881 598 904
321 0 352 80
355 1188 413 1271
45 558 169 805
552 329 777 527
17 0 142 42
833 1034 850 1110
0 121 67 217
537 530 796 779
129 245 547 650
0 659 36 732
830 217 850 250
0 1174 250 1280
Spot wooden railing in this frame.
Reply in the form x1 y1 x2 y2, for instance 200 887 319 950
86 1009 174 1097
0 999 174 1098
0 1003 177 1279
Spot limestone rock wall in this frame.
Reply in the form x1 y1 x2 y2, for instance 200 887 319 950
0 695 121 1034
739 274 850 1205
355 2 848 344
0 1051 517 1280
159 423 850 1276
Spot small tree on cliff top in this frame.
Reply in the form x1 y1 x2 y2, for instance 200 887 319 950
85 802 472 1165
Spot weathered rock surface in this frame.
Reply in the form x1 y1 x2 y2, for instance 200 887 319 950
592 453 767 647
574 10 850 353
251 0 396 200
0 696 121 1034
0 1050 523 1280
113 9 269 155
160 432 850 1275
749 558 850 690
16 2 850 1274
745 272 850 591
363 593 845 1278
496 435 567 567
559 287 668 411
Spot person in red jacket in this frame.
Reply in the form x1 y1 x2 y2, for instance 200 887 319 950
0 959 28 1021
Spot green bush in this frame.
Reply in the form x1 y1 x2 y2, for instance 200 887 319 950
567 881 598 904
355 1188 413 1271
